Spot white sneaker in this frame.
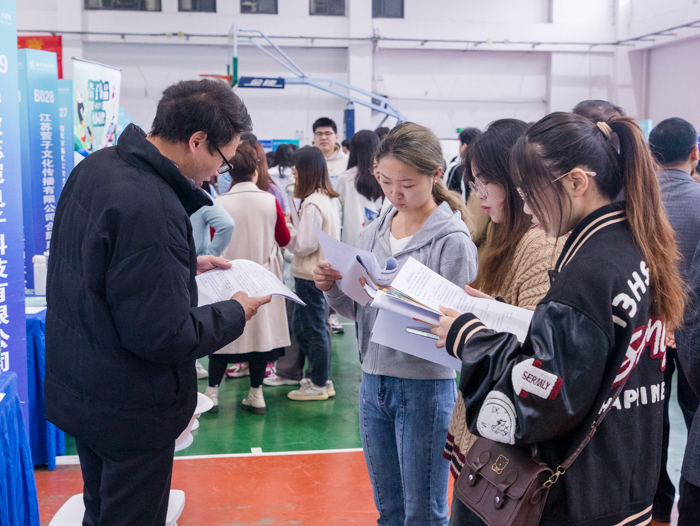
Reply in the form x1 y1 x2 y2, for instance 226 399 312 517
225 362 250 378
203 385 219 413
326 380 336 398
195 360 208 379
263 374 300 386
242 386 266 415
329 313 344 334
287 378 329 401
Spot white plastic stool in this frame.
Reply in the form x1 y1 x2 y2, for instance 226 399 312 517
48 491 185 526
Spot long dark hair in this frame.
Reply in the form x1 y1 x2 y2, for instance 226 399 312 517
348 130 382 201
510 112 685 329
274 143 297 172
293 146 339 199
465 119 531 296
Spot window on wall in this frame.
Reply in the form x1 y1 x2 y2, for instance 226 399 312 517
372 0 403 18
85 0 161 10
179 0 216 12
240 0 277 14
310 0 345 16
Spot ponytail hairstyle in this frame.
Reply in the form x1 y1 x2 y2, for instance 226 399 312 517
347 130 382 201
375 122 470 224
510 112 685 329
465 119 531 296
242 138 274 192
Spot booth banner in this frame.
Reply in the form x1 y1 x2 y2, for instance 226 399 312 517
18 35 63 79
57 79 74 187
72 58 120 165
0 0 30 424
18 48 61 289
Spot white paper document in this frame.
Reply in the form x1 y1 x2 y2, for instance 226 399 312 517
369 257 534 370
315 229 398 306
371 310 463 371
389 257 533 342
196 259 305 306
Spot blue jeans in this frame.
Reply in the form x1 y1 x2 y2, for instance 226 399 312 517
360 372 457 526
292 278 330 387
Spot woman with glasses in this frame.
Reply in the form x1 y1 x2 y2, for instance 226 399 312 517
433 114 685 526
443 119 563 525
202 143 291 415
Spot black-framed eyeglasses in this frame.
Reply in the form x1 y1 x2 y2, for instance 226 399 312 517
216 146 234 175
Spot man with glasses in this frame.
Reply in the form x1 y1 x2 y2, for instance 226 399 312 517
312 117 348 178
45 79 271 526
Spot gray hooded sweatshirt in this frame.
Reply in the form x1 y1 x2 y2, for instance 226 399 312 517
325 201 478 380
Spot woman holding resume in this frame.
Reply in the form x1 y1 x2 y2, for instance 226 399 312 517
432 114 685 526
313 123 478 526
441 119 563 525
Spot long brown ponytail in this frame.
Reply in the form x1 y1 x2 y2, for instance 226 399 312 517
511 112 685 329
609 117 685 329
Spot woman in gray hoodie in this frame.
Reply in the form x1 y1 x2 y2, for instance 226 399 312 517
315 123 478 526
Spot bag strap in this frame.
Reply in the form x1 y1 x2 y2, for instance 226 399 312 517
543 375 630 488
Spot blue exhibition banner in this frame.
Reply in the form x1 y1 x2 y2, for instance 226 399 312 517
18 48 61 289
0 0 30 425
57 79 74 187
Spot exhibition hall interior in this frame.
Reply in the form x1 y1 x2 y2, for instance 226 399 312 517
2 0 700 525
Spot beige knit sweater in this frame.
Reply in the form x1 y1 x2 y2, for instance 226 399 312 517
443 227 564 479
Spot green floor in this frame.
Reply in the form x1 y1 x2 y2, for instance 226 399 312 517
65 322 363 456
63 320 689 494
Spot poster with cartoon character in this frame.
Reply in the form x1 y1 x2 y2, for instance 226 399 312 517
72 58 121 165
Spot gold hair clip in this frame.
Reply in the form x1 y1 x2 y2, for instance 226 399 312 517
596 121 613 139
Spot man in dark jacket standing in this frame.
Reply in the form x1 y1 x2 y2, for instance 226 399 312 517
649 117 700 526
45 79 270 526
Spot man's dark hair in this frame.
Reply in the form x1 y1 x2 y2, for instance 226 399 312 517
572 100 626 122
649 118 698 166
459 127 482 146
151 79 252 153
375 126 390 141
341 139 350 149
241 132 258 143
313 117 337 134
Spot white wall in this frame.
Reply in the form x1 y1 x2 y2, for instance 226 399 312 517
16 0 700 142
374 48 549 136
82 42 348 143
647 36 700 131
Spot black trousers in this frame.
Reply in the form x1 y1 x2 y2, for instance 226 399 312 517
208 353 267 388
679 479 700 526
75 437 175 526
653 346 699 522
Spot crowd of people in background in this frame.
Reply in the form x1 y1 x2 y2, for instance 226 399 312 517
189 100 700 526
47 77 700 526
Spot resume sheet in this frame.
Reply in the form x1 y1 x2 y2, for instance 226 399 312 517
196 260 305 306
389 257 533 342
315 229 398 306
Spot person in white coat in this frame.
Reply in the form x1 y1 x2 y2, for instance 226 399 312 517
335 130 383 248
203 143 291 414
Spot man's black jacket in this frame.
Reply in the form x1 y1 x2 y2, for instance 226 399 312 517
45 124 245 450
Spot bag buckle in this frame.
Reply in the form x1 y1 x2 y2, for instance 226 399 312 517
543 466 565 488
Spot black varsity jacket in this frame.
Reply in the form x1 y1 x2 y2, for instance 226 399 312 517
447 202 666 526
